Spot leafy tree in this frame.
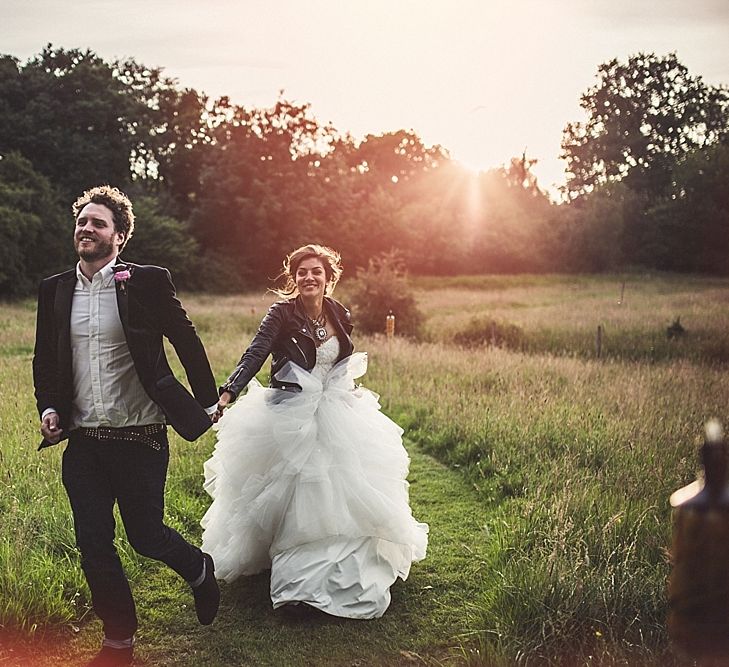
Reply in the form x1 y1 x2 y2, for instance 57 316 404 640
0 46 211 210
331 130 448 189
189 98 340 284
113 59 218 216
503 152 543 196
675 141 729 274
561 53 729 200
308 133 466 275
642 142 729 273
16 44 729 284
552 185 633 272
0 46 148 199
0 152 71 297
122 195 201 287
395 156 554 274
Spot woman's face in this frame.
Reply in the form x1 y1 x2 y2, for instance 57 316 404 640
295 256 327 300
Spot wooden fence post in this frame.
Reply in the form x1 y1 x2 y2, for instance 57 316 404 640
386 312 395 410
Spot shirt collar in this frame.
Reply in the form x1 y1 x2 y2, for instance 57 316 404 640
75 257 118 288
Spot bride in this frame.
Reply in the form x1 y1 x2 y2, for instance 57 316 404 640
201 244 428 619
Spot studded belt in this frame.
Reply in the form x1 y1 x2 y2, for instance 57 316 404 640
77 424 166 450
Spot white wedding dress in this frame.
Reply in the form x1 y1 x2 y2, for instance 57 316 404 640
201 337 428 619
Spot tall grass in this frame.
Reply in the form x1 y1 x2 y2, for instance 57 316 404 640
353 272 729 664
413 273 729 363
359 338 724 663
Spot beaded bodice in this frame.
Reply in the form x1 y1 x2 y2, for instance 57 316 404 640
311 336 340 381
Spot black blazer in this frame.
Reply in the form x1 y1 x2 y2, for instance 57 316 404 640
221 296 354 399
32 261 219 449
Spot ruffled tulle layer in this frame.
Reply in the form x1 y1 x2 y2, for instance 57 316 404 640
201 352 428 618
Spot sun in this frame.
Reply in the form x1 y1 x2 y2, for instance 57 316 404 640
447 137 502 175
452 155 492 175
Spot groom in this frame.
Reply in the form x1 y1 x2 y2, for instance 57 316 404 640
33 185 221 667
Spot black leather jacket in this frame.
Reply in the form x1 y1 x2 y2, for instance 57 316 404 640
220 296 354 399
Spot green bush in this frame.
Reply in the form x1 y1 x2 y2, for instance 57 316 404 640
453 315 525 349
346 251 424 338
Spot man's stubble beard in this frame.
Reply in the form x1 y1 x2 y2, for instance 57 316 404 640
75 237 116 263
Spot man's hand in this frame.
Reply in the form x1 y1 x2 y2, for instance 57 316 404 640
40 411 63 444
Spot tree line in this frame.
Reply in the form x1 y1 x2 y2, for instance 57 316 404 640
0 46 727 297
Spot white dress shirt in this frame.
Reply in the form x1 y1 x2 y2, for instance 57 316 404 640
68 259 165 428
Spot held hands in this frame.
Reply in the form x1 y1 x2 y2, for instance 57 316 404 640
40 412 63 445
212 391 234 423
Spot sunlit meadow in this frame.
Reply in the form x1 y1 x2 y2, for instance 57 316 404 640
2 273 728 665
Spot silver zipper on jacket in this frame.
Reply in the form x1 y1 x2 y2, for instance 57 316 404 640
225 364 246 389
290 336 308 364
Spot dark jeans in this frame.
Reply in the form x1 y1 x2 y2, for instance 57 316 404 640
62 429 203 640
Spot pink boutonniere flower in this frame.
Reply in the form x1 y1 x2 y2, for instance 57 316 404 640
113 265 132 292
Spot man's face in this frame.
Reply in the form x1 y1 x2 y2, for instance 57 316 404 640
74 203 124 263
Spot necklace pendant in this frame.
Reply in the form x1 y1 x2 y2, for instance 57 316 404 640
314 325 327 341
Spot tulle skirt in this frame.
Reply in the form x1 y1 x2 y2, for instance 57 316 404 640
201 352 428 619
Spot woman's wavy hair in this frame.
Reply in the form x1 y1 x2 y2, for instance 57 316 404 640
273 244 343 299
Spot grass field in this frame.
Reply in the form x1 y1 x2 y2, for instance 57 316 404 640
1 273 728 665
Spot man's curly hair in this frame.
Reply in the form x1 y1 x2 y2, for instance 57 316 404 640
72 185 135 251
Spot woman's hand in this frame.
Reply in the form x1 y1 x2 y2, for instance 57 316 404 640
214 391 234 420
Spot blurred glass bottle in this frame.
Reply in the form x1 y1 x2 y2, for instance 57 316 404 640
669 419 729 661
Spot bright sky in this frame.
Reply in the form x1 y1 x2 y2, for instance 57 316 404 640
3 0 729 194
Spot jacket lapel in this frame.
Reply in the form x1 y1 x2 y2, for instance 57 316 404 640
323 297 354 360
292 296 309 330
114 259 131 341
53 271 76 399
115 275 130 340
54 272 75 351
